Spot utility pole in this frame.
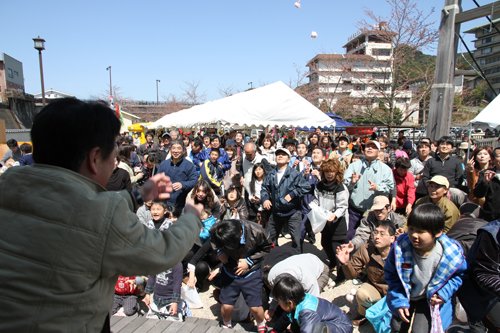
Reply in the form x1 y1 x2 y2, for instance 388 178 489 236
106 66 112 107
427 0 461 142
428 0 500 141
156 79 160 105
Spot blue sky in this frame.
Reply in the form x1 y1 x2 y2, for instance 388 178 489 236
2 0 486 102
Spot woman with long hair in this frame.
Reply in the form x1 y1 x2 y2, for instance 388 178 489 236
466 146 493 206
245 163 268 224
219 185 248 220
319 135 333 156
187 179 221 221
313 159 349 284
117 145 143 189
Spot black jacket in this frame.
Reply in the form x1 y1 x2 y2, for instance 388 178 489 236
220 197 248 220
137 142 159 160
457 219 500 322
473 167 500 222
422 154 464 188
446 217 488 255
260 166 311 217
210 220 272 278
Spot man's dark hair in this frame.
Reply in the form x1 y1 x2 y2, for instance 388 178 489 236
170 139 185 150
209 219 242 251
312 146 326 157
192 138 203 149
437 136 454 147
6 139 18 148
395 157 411 169
272 274 305 306
308 133 319 141
20 143 32 154
146 155 155 163
408 203 445 236
145 132 154 139
262 265 273 286
417 141 431 150
374 219 396 236
210 135 220 143
297 142 307 149
166 205 181 218
420 137 431 144
31 98 120 172
203 133 211 140
210 147 221 156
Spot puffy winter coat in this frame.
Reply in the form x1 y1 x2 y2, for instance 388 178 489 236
0 164 202 332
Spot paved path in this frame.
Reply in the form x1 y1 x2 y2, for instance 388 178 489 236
111 315 256 333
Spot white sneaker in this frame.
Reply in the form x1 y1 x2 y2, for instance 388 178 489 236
284 234 291 239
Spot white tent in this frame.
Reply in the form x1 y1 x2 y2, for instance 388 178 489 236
148 81 335 130
469 94 500 130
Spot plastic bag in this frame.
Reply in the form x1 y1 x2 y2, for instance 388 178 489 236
232 293 249 322
307 202 329 233
181 285 203 309
455 298 468 323
365 296 392 333
430 304 444 333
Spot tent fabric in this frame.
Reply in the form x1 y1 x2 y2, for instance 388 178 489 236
469 95 500 130
148 81 335 130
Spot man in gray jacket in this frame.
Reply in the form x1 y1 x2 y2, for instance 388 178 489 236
1 138 22 164
0 98 203 333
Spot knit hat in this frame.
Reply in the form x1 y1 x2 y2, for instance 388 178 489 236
403 141 412 150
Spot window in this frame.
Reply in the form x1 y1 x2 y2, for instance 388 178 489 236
485 55 500 65
14 71 19 76
484 27 494 34
372 49 391 56
7 68 13 78
354 85 366 91
481 59 486 65
483 37 493 44
482 47 493 54
492 77 500 84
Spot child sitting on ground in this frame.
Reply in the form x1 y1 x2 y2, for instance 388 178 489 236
199 208 216 245
144 262 189 321
112 276 146 316
384 203 467 332
270 274 352 333
144 200 173 230
200 148 225 195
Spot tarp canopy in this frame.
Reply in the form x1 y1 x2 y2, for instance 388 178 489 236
296 113 353 132
148 81 335 130
469 95 500 130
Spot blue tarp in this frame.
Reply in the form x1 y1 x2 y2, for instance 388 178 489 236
296 113 353 132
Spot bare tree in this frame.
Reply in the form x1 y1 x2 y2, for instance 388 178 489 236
217 83 240 98
181 80 207 105
94 85 136 105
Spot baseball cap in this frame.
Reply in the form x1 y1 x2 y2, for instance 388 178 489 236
459 202 484 219
403 141 412 150
162 132 171 139
371 196 390 210
283 138 297 147
275 147 291 158
426 175 449 189
365 140 381 150
338 136 350 143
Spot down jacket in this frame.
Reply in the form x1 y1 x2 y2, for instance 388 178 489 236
0 164 202 332
384 233 467 330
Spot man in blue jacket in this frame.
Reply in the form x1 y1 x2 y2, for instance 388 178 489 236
261 148 311 253
197 135 231 172
158 140 198 209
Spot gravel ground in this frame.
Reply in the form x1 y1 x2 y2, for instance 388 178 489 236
190 233 376 333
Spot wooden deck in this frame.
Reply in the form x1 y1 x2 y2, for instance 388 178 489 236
110 315 256 333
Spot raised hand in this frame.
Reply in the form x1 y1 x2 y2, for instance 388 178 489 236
368 180 378 191
465 158 475 173
351 171 362 185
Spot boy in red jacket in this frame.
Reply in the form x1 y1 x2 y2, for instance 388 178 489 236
393 157 415 217
112 276 146 316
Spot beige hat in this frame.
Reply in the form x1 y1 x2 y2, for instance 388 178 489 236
458 142 469 150
371 196 390 210
365 140 381 150
426 175 450 189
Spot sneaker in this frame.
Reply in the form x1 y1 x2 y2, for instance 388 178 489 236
284 233 291 239
219 321 232 329
257 323 268 333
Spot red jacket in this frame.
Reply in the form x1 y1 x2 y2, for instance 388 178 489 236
393 169 416 209
114 276 138 295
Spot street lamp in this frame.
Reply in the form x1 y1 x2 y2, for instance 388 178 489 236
33 36 46 107
156 79 160 105
106 66 113 107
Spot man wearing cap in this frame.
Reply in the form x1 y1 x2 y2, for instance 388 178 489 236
344 140 395 242
261 147 311 253
331 136 353 170
414 175 460 232
155 132 172 166
137 131 159 161
283 138 298 157
348 196 405 251
1 139 22 164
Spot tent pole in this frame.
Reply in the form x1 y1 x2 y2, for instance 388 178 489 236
466 123 472 163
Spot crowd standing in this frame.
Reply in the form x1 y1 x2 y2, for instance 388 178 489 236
1 98 500 333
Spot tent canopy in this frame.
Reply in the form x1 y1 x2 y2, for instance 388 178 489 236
148 81 335 130
469 95 500 130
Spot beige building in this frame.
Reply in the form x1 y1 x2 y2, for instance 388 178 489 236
307 24 418 125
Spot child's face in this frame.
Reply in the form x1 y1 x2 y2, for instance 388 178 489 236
146 161 155 169
396 167 408 177
210 151 220 162
226 150 234 159
278 300 295 312
169 213 178 222
200 211 209 220
408 225 442 255
352 156 360 162
227 189 238 202
150 204 167 221
254 167 264 179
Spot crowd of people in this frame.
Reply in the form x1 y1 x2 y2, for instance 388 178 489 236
1 98 500 333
